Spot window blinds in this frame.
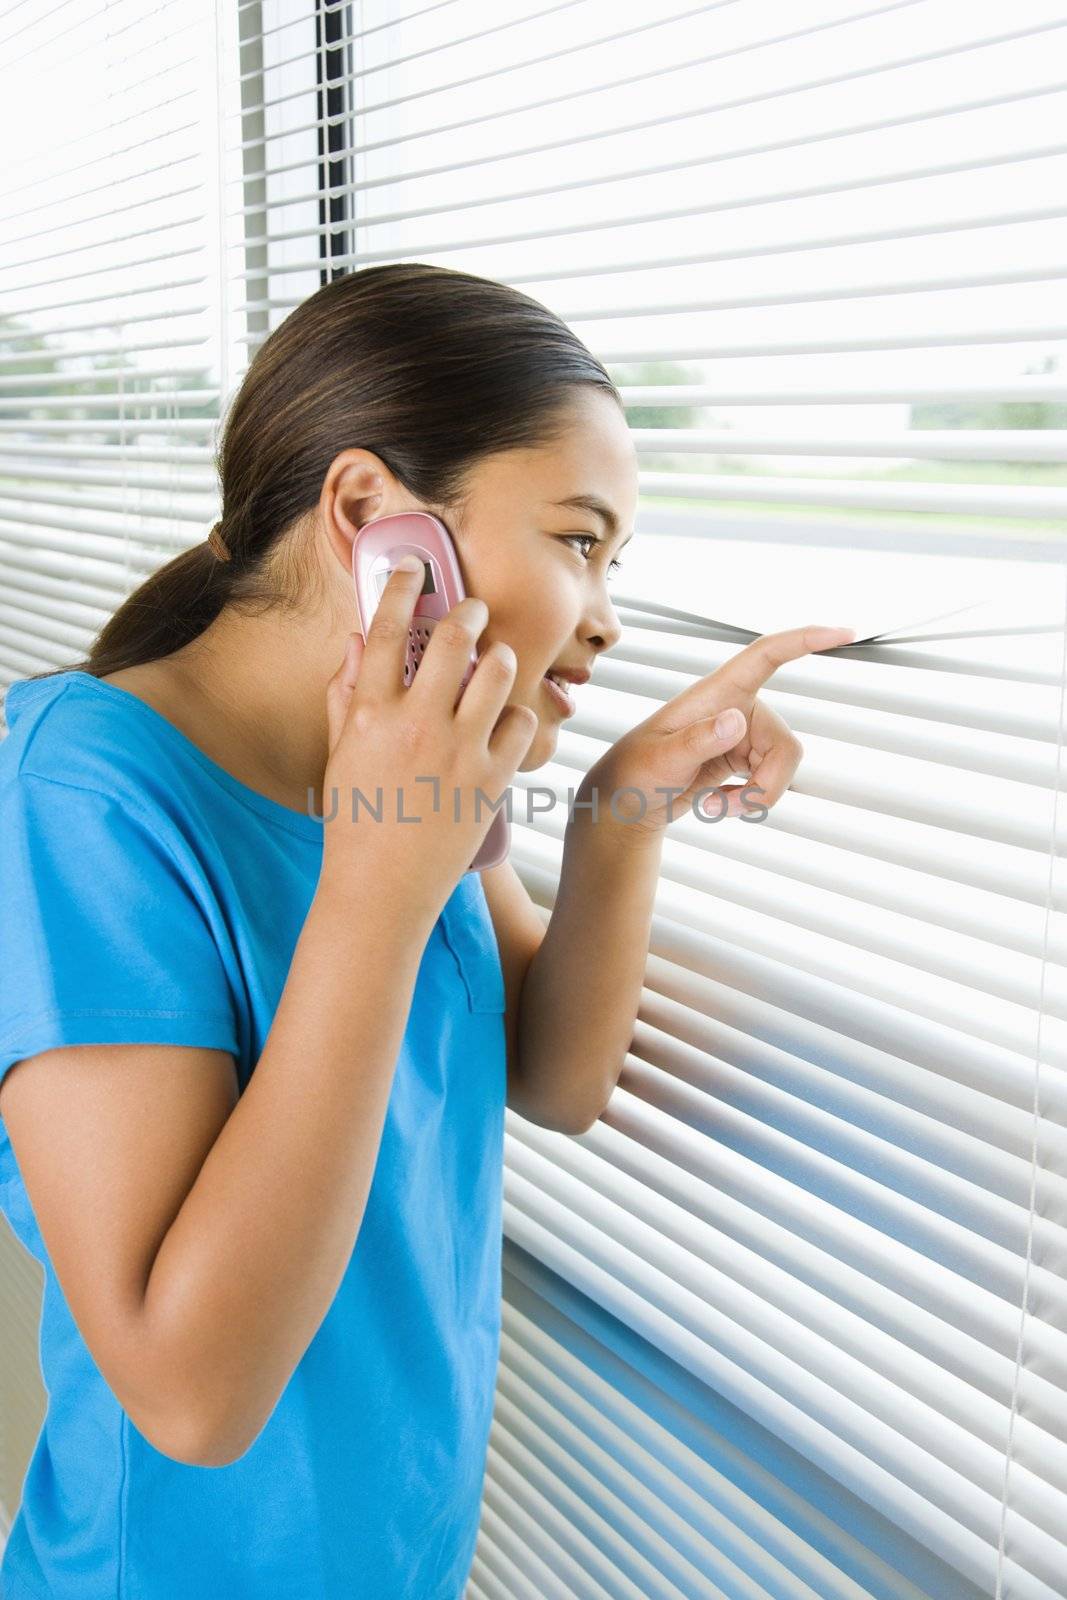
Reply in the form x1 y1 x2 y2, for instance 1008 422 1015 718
0 0 227 1533
0 0 226 688
1 3 1065 1599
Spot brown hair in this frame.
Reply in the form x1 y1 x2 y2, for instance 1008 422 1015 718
26 262 623 681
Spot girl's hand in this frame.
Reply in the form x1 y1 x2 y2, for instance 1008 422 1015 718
321 560 538 919
577 623 855 843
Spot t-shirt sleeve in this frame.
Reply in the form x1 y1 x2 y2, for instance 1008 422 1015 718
0 771 240 1093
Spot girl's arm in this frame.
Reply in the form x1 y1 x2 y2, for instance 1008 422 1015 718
505 624 851 1133
0 877 436 1471
137 880 437 1466
509 806 664 1136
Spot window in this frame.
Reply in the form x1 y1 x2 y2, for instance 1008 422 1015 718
1 2 1064 1593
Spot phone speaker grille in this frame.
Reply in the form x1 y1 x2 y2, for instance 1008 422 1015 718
404 619 435 686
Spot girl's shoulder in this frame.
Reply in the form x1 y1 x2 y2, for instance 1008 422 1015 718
2 670 181 812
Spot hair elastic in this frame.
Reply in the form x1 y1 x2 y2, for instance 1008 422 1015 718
207 521 231 562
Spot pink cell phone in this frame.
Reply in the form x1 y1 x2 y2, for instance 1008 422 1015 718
350 510 511 874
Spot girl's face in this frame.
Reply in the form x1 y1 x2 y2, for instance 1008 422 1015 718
445 390 639 772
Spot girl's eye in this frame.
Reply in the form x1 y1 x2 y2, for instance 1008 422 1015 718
561 533 624 579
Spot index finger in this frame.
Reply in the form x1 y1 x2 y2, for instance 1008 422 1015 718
657 623 855 731
721 624 856 699
355 556 428 700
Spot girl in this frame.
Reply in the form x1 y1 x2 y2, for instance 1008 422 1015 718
0 262 851 1598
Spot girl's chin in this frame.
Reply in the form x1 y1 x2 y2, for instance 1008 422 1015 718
513 709 555 771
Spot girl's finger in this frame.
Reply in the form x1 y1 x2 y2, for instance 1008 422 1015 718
714 737 801 813
326 632 364 751
645 710 748 818
674 707 746 765
653 623 854 734
339 631 363 692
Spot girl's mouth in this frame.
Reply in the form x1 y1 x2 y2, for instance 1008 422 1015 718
542 672 576 717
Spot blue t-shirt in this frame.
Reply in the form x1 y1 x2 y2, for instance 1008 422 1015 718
0 669 508 1600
